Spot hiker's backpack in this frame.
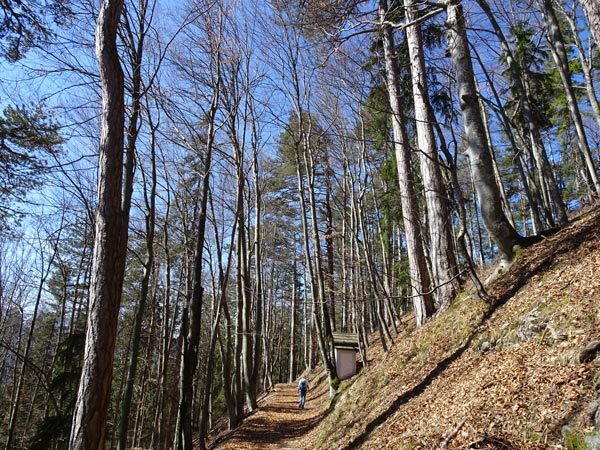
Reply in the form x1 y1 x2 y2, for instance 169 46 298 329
299 379 306 391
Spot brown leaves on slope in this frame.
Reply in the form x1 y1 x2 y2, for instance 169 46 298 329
312 208 600 449
209 208 600 450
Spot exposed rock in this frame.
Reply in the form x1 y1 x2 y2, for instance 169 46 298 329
546 323 567 342
585 430 600 450
585 398 600 425
580 340 600 363
513 307 547 343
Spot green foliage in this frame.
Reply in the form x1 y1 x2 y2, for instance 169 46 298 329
28 332 84 449
0 103 63 226
363 83 391 151
379 153 402 224
501 22 556 132
277 111 331 172
564 428 587 450
0 0 73 61
271 0 360 40
330 375 341 391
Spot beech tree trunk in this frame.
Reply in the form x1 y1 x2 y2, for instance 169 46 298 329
404 0 458 309
174 89 218 450
379 0 435 326
470 42 546 233
198 191 237 449
579 0 600 46
445 0 523 263
6 232 59 449
562 5 600 132
475 0 568 227
69 1 126 448
117 2 153 448
541 0 600 197
289 259 298 383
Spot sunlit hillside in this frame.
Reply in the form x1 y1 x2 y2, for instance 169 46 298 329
212 207 600 450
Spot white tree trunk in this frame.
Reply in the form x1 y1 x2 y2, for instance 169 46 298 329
446 0 522 263
579 0 600 47
405 0 458 309
541 0 600 197
379 0 435 326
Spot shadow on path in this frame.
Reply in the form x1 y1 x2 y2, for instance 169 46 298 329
210 381 338 449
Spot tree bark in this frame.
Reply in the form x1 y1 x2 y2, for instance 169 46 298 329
69 1 126 448
470 42 546 233
541 0 600 197
174 90 217 450
445 0 523 263
6 231 59 450
251 113 264 404
379 0 435 326
579 0 600 46
198 190 237 449
304 137 338 388
289 259 298 383
404 0 458 309
562 5 600 131
117 2 153 448
475 0 568 226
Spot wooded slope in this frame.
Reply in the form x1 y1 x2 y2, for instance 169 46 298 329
213 207 600 449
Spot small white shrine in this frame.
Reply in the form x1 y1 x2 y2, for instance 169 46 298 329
332 332 360 380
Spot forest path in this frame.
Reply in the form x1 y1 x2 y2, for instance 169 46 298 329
211 381 329 450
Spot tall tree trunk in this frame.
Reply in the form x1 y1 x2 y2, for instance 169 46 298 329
541 0 600 197
289 260 298 383
251 123 264 404
302 131 338 389
151 193 176 450
198 191 237 449
405 0 458 309
288 120 336 384
69 1 126 449
324 149 337 332
470 43 546 233
236 160 256 411
355 192 392 352
117 2 153 447
6 232 60 449
445 0 523 264
173 89 219 450
475 0 568 226
435 110 493 303
562 5 600 131
379 0 435 326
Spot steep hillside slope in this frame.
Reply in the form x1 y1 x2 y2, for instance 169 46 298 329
212 207 600 449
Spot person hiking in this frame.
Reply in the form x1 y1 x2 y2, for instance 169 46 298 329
298 377 308 409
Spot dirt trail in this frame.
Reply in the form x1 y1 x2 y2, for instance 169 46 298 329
211 382 328 450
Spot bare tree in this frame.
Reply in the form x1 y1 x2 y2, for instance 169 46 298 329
116 1 158 448
445 0 524 266
539 0 600 197
404 0 458 310
171 6 222 449
474 0 568 227
379 0 435 326
5 223 62 450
